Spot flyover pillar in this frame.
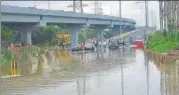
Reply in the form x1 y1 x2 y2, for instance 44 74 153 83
92 26 106 41
16 21 47 45
26 31 32 44
66 25 83 47
92 26 107 59
19 31 32 45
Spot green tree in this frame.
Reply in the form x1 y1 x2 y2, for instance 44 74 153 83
1 25 15 42
57 27 68 34
104 29 113 38
78 28 97 42
86 28 96 39
32 25 58 45
32 25 69 45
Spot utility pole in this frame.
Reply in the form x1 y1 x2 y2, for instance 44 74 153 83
119 0 122 35
159 1 161 30
0 0 1 89
73 0 76 12
67 0 87 13
93 0 103 15
163 1 167 32
119 1 123 95
48 0 50 10
80 0 83 13
144 1 149 42
159 1 163 31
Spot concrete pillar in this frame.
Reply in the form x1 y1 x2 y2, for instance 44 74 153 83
93 27 105 41
26 31 32 44
20 32 25 42
67 25 82 47
97 31 103 41
92 26 106 59
19 31 32 45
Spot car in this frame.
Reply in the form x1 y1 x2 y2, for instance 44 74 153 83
99 41 107 47
109 39 119 49
84 43 94 51
71 44 80 52
71 43 94 52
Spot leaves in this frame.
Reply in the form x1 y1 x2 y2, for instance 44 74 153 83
78 28 97 42
1 25 15 41
32 25 69 45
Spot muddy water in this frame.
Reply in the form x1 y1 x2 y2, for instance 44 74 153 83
1 48 178 95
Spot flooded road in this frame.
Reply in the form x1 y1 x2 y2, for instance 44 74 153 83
1 48 178 95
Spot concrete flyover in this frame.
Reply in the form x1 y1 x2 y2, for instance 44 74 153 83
1 5 136 46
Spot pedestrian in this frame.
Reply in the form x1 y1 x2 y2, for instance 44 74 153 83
95 40 99 51
108 39 111 44
83 41 85 50
103 41 106 52
80 42 84 51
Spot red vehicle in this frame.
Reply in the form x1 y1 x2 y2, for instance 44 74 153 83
134 40 144 50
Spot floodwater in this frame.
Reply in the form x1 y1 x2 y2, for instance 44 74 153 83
1 47 178 95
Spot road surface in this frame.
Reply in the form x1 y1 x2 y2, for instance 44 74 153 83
0 47 177 95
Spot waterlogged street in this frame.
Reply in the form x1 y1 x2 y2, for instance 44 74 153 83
1 47 178 95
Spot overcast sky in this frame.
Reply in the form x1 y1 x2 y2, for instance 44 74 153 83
2 1 159 29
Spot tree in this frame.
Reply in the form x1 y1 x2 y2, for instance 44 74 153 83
78 28 97 42
1 25 15 42
32 25 69 45
104 29 113 38
57 27 68 34
32 25 58 45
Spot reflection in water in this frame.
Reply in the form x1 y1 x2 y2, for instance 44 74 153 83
145 53 149 95
145 51 179 95
120 50 124 95
76 75 86 95
3 48 179 95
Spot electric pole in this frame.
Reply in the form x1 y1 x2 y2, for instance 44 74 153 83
73 0 76 12
93 0 103 15
48 0 50 10
159 1 163 31
144 1 149 42
67 0 88 13
119 0 122 35
80 0 83 13
119 1 124 95
0 0 2 89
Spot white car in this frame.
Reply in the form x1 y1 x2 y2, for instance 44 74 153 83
99 41 107 46
84 43 94 50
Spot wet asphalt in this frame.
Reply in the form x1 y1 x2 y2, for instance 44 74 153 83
1 47 177 95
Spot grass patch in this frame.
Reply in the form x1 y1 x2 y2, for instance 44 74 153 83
148 31 179 53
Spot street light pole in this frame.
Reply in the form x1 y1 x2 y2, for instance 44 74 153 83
80 0 83 13
48 0 50 10
0 0 2 88
73 0 76 12
119 0 122 35
119 2 124 95
144 1 149 42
